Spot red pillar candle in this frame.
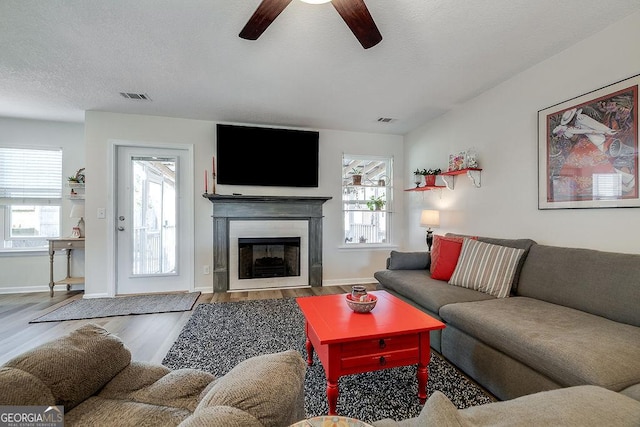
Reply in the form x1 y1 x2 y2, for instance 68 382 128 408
204 170 208 193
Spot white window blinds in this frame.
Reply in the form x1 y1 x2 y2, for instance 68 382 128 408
0 147 63 205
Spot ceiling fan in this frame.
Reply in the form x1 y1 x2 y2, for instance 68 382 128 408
239 0 382 49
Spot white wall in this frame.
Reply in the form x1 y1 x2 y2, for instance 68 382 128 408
84 112 404 296
404 12 640 254
0 117 85 293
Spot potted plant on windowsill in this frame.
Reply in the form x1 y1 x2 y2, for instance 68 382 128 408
350 167 363 185
366 195 386 211
422 168 441 186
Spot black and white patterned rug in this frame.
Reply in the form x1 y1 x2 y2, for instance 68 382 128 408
162 298 494 423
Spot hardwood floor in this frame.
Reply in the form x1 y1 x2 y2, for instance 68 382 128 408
0 284 377 366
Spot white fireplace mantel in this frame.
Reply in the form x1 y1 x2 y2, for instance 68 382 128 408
205 194 332 292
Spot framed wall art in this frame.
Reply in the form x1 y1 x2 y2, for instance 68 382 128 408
538 74 639 209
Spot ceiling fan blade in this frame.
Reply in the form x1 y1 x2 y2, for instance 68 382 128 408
331 0 382 49
239 0 294 40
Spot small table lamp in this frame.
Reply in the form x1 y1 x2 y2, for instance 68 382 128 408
70 203 85 238
420 210 440 251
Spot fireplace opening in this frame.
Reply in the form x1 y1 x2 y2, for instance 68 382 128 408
238 237 301 279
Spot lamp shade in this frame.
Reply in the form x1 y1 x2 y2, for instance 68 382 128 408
420 210 440 228
70 203 85 219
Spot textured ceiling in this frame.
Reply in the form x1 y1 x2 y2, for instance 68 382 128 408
1 0 639 134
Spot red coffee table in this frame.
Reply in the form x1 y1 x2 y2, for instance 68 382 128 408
296 290 445 415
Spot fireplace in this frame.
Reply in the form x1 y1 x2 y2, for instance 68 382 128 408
239 237 301 279
206 194 331 292
229 220 308 290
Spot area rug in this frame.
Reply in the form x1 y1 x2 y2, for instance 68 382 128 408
162 298 494 423
30 292 201 323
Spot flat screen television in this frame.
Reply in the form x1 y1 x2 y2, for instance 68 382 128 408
216 124 319 187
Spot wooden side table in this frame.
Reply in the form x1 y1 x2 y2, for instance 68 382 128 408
48 237 85 297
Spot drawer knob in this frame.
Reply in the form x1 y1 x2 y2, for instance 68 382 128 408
379 356 386 366
67 243 72 246
379 339 386 349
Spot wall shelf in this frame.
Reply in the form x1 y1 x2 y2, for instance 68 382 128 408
66 182 85 200
441 168 482 189
404 185 446 192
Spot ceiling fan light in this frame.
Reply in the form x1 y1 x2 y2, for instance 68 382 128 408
299 0 331 4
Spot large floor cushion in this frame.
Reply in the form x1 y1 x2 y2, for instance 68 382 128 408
439 297 640 391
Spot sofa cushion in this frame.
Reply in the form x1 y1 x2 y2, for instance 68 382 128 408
449 239 524 298
440 297 640 391
373 270 494 315
0 367 55 406
99 362 216 412
196 350 306 427
517 244 640 327
457 385 640 426
65 396 191 426
3 323 131 410
388 250 430 270
431 237 465 281
179 405 264 427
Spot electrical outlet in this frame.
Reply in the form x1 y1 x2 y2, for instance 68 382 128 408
203 265 210 275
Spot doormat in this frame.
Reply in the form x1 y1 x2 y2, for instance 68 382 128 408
30 292 201 323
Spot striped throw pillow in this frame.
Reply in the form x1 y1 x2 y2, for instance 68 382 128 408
449 239 525 298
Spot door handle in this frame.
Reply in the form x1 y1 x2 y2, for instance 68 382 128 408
117 226 125 231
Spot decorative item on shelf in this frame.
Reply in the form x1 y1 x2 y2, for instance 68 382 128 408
350 167 363 185
420 209 440 251
68 168 85 184
448 151 467 171
413 169 423 187
422 168 442 186
359 236 367 243
211 156 217 195
70 203 85 238
465 149 479 169
366 195 385 211
345 292 377 313
377 174 389 186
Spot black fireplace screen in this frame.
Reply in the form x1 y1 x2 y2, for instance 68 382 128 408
238 237 301 279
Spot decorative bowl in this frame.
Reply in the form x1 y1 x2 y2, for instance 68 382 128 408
345 293 377 313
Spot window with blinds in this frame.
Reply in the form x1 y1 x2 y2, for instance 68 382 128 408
0 147 62 250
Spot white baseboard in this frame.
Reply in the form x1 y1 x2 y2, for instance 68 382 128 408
0 284 84 295
322 278 377 287
194 285 213 294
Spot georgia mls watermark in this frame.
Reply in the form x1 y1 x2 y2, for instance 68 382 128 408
0 406 63 427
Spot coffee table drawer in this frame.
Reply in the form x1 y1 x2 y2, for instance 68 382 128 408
341 334 418 356
341 347 419 371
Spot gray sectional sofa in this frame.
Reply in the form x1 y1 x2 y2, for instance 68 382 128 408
374 235 640 403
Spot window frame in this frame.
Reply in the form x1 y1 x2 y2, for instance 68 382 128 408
0 146 63 252
341 154 393 248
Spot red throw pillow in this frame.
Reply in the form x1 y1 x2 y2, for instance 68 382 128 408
430 235 477 281
431 238 465 281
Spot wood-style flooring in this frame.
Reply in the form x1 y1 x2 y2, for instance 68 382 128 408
0 284 377 366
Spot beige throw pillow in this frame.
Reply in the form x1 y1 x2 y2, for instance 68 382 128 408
449 239 524 298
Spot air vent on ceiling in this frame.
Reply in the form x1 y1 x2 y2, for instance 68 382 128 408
377 117 396 123
120 92 151 101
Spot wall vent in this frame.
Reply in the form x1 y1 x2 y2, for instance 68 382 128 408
377 117 396 123
120 92 151 101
